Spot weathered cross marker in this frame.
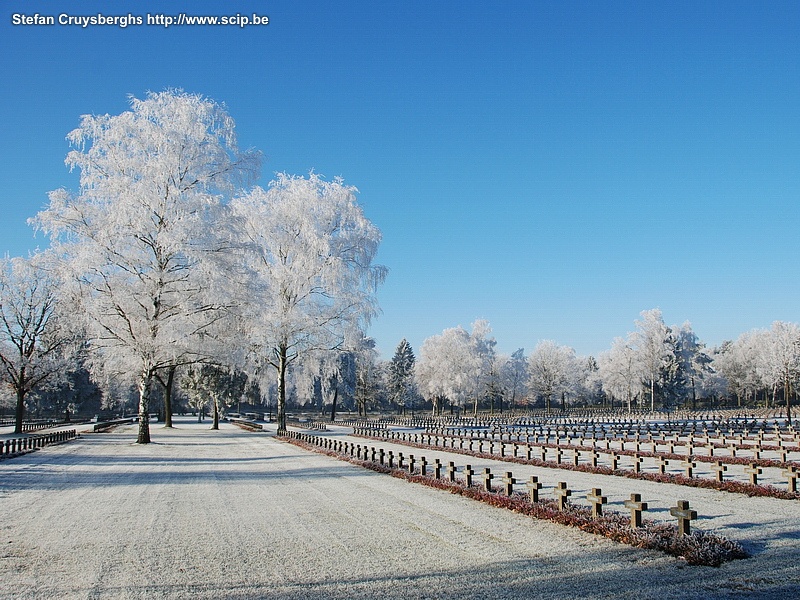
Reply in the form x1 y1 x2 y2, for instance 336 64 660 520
591 451 600 468
447 461 457 482
611 452 620 470
745 463 762 486
783 465 798 493
397 452 404 469
658 457 669 474
554 481 572 510
502 471 515 496
682 460 695 478
420 456 428 476
623 493 648 528
632 454 644 473
669 500 698 536
556 448 564 465
572 449 580 466
527 476 542 503
587 488 607 518
464 465 474 487
408 455 416 474
539 447 548 462
434 458 442 479
482 468 494 492
712 461 728 482
379 449 385 465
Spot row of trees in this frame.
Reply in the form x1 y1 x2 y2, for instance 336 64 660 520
2 91 798 433
405 310 799 418
1 90 385 439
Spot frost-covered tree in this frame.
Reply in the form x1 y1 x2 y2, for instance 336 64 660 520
182 365 247 429
527 340 577 413
0 253 75 432
673 321 712 409
229 173 386 432
501 348 528 413
387 339 416 415
758 321 800 423
597 335 643 412
34 90 260 443
353 336 380 417
416 321 494 416
713 334 763 407
632 308 672 412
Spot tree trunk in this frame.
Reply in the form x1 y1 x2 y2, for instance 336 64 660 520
785 376 793 426
14 385 26 435
163 365 176 428
650 378 655 413
212 397 220 430
276 343 289 433
137 368 154 444
330 384 338 422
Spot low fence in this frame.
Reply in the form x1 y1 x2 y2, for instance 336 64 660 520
0 429 78 458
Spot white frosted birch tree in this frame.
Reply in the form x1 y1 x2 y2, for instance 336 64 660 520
229 173 386 433
33 90 259 443
632 308 672 412
415 321 495 416
597 335 643 412
758 321 800 423
0 253 75 433
527 340 577 413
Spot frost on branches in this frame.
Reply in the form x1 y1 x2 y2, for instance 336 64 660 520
229 173 386 433
0 253 75 433
33 90 260 443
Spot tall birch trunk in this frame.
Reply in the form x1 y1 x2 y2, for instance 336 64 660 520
137 368 155 444
276 342 289 433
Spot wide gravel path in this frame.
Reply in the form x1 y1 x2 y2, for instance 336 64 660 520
1 417 798 599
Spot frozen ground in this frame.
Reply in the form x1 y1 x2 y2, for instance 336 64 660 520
0 417 798 599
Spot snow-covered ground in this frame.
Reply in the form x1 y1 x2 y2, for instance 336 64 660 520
1 417 798 599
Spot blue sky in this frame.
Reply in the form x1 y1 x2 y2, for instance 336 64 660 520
2 1 799 359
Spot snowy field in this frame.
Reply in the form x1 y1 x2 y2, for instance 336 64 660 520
1 417 799 599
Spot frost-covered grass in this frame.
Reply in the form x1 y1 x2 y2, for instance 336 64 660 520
281 434 749 567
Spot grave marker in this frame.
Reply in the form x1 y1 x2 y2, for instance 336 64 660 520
623 493 648 528
745 463 762 486
782 465 798 493
527 476 542 503
712 461 727 482
587 488 607 517
482 468 494 492
502 472 515 496
555 481 572 510
465 465 474 487
669 500 698 536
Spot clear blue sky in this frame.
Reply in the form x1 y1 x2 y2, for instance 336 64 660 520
2 1 799 360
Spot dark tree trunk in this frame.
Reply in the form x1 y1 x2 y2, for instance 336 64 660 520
330 385 338 422
14 386 26 435
212 398 220 430
155 365 177 428
163 365 176 428
276 343 289 433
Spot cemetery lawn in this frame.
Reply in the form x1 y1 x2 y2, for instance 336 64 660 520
1 418 798 599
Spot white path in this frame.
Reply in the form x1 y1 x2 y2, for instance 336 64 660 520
0 417 797 599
